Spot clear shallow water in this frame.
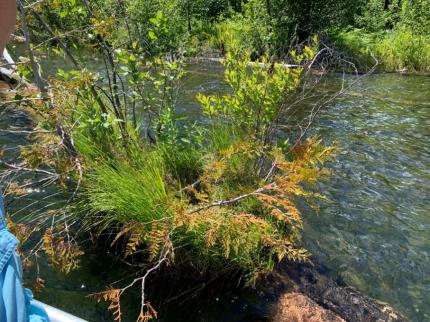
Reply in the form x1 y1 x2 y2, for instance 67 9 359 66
1 61 430 321
304 74 430 321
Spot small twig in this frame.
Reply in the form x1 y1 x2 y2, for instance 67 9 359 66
0 129 52 134
0 160 59 177
264 161 277 182
189 184 273 214
294 54 379 146
23 0 44 9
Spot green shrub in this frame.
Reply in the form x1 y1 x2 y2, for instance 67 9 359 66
197 42 317 142
399 0 430 35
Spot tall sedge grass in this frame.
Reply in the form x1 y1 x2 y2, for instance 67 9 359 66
209 17 268 58
84 153 168 225
157 142 203 186
331 27 430 73
374 28 430 72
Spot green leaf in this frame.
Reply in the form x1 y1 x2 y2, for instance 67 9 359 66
148 30 157 41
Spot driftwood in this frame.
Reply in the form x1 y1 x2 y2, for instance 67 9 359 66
191 56 301 68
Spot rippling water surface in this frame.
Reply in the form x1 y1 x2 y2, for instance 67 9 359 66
1 61 429 321
305 74 430 321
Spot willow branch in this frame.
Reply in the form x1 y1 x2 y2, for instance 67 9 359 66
17 0 47 93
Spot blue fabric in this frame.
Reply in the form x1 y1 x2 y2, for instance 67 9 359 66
25 290 49 322
0 195 50 322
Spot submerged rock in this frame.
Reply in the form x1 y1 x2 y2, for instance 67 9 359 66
265 262 408 322
273 292 345 322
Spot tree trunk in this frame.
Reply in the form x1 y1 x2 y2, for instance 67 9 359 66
187 1 192 33
266 0 272 16
384 0 390 10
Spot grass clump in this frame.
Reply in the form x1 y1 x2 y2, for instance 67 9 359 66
331 27 430 73
85 155 168 224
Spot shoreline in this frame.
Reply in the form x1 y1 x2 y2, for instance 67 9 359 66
187 55 430 76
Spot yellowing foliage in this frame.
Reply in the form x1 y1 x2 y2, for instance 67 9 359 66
155 136 336 273
42 228 84 274
89 288 122 321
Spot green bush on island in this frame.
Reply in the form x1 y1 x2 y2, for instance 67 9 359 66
10 12 335 316
59 42 333 277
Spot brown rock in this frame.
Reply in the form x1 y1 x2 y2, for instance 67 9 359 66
273 292 345 322
260 262 408 322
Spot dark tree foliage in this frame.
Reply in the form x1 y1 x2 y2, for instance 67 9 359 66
229 0 244 11
29 0 430 59
267 0 364 40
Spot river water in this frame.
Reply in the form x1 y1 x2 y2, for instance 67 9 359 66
1 61 429 321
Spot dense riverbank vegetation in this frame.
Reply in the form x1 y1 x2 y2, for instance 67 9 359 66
26 0 430 72
331 0 430 72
